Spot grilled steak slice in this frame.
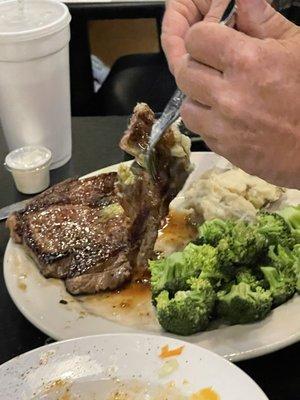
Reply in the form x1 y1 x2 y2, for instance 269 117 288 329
6 173 118 243
25 173 117 210
7 173 132 294
65 253 130 294
7 103 192 295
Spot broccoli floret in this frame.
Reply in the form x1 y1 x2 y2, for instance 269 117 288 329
267 245 295 274
261 266 296 306
198 219 266 267
260 245 297 304
149 243 218 296
255 211 295 249
197 219 235 246
277 205 300 243
155 279 216 335
150 253 189 297
236 267 266 290
185 243 227 288
196 248 225 285
198 219 267 278
184 243 218 273
216 220 266 268
217 282 272 324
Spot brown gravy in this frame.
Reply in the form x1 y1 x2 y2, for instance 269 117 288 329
155 211 197 256
77 282 158 329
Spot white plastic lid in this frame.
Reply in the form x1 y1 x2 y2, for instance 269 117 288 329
5 145 52 171
0 0 71 43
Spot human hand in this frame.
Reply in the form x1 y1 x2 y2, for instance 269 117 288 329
161 0 233 74
175 0 300 188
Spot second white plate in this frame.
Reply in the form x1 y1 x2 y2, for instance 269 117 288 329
1 334 268 400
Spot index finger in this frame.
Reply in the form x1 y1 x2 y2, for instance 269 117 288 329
185 22 255 71
161 0 202 74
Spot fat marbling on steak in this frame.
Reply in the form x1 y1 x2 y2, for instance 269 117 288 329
7 103 192 295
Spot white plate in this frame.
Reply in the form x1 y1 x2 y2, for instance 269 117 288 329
0 333 268 399
4 152 300 362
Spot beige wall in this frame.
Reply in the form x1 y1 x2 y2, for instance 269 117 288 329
89 19 159 67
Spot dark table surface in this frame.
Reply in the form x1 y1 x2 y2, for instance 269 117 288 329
0 116 299 400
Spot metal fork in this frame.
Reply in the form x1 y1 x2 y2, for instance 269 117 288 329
146 0 237 180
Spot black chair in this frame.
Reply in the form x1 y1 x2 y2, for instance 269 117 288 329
68 3 167 117
89 52 176 116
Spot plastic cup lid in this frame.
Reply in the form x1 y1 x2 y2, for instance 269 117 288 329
0 0 71 43
5 145 52 171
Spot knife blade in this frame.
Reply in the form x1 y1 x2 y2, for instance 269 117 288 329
0 198 33 221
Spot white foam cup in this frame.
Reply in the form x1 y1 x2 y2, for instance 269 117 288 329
0 0 72 169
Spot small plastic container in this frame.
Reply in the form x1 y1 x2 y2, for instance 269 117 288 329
5 145 52 194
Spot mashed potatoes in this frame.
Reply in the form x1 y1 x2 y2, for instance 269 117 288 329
171 166 283 222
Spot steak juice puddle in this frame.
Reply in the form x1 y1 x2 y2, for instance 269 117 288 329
77 282 158 328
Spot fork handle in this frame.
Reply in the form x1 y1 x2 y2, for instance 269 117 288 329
220 0 237 25
149 89 185 147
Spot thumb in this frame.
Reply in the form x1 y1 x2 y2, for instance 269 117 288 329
236 0 298 39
